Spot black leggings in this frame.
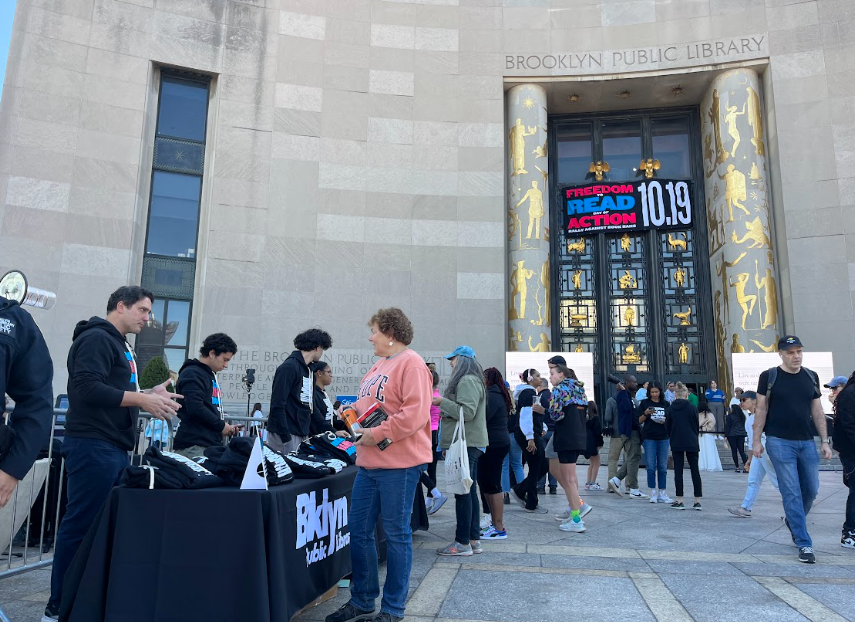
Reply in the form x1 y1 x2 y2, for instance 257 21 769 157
727 436 747 469
513 433 546 510
672 450 702 498
421 430 439 491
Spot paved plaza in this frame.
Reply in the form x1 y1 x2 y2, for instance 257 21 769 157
1 467 853 622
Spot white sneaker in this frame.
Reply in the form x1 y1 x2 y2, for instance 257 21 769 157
559 518 586 533
649 490 659 503
629 489 650 499
580 501 593 518
425 497 434 513
480 515 492 531
657 491 673 504
608 477 624 497
588 482 603 491
555 508 571 521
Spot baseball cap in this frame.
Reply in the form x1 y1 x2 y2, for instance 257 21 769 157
777 335 803 351
446 345 475 360
824 376 848 389
741 390 757 400
547 355 566 366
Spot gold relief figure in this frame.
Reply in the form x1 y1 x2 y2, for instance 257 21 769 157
533 139 547 159
708 89 729 165
750 335 779 353
731 216 771 249
707 199 722 252
569 313 587 327
746 86 765 156
574 344 583 353
510 260 534 320
723 103 746 157
572 269 583 290
678 342 689 365
509 118 537 176
731 333 746 354
714 292 730 384
516 181 544 239
704 134 717 178
620 233 632 252
674 267 687 288
729 272 757 330
618 270 637 289
719 164 749 222
507 208 520 243
587 161 610 182
624 307 636 327
673 308 692 325
639 158 661 179
624 344 641 364
716 252 746 314
750 162 762 180
508 328 521 351
528 332 550 352
567 238 586 253
532 259 551 327
667 232 688 251
534 165 548 184
754 259 778 329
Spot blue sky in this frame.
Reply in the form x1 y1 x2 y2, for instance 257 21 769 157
0 1 17 102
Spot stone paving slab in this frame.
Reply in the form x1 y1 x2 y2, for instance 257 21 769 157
792 582 855 620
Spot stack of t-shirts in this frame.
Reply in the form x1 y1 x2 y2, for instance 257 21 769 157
262 444 295 485
283 452 335 478
122 446 223 489
303 432 357 465
199 437 297 486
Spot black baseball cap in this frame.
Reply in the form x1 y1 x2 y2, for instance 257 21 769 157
547 355 566 366
777 335 803 351
741 390 757 400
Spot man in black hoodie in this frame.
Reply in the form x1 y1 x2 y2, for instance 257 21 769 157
268 328 332 454
45 286 182 621
173 333 240 459
0 295 53 510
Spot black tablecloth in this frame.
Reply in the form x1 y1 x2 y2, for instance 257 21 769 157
60 467 358 622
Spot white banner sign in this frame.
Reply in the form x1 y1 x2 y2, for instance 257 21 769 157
732 352 835 413
505 352 595 401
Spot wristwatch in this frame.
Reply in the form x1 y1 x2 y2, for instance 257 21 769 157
821 439 831 444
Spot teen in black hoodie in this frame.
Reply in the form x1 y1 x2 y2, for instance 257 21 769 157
46 286 181 620
173 333 240 458
268 328 332 454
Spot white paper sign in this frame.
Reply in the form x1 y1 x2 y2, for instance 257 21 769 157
240 437 268 490
732 352 835 413
505 352 595 401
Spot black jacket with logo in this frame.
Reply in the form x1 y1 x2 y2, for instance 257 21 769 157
834 383 855 460
269 350 313 439
0 297 53 480
173 358 225 450
65 317 138 451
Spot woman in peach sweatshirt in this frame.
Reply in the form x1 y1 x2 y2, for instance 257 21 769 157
326 308 432 622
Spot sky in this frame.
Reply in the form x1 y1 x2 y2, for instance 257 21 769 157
0 1 16 102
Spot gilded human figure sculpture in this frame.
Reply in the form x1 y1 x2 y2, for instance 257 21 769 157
673 267 687 288
516 181 544 239
746 86 765 156
678 342 689 365
620 233 632 252
707 89 728 164
509 117 537 176
723 103 746 157
528 332 551 352
618 270 637 289
624 307 636 327
587 161 610 181
638 158 661 179
510 260 534 320
572 269 582 290
754 260 778 330
716 251 747 315
530 258 551 327
673 308 692 325
719 164 749 222
574 344 583 353
731 333 746 354
729 272 757 330
731 217 771 249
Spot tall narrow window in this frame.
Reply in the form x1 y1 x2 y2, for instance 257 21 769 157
137 71 210 372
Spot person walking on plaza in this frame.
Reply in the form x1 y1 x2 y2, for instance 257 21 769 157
697 398 723 472
269 328 333 454
666 383 703 510
584 401 604 491
45 287 182 621
724 399 748 472
325 308 432 622
831 373 855 549
479 368 512 539
425 369 447 515
706 380 726 435
728 391 779 518
537 378 558 494
436 346 488 556
751 336 833 564
172 333 240 459
638 382 672 503
509 369 547 514
605 375 648 499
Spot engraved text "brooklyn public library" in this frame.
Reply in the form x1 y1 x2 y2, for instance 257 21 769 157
506 36 766 71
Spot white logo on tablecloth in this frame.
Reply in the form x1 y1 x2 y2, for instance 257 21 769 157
296 488 350 566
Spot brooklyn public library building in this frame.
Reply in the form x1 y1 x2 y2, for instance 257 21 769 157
0 0 852 407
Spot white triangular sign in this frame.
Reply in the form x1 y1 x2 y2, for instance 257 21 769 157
240 437 268 490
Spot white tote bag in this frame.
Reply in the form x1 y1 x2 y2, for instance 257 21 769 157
443 409 472 495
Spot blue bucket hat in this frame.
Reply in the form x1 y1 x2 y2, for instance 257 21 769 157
446 345 476 360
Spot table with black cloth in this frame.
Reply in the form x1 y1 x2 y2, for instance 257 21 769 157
60 467 358 622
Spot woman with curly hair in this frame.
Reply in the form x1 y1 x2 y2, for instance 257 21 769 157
326 308 432 622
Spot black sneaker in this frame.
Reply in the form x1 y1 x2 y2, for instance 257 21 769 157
693 502 702 511
325 602 375 622
549 486 557 495
42 603 60 622
503 492 510 505
798 546 816 564
671 501 685 510
368 613 403 622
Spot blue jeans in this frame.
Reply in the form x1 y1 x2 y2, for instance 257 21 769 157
348 465 422 618
642 438 669 490
741 445 778 510
455 448 482 544
49 437 129 607
765 436 819 548
502 438 525 492
537 430 558 489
